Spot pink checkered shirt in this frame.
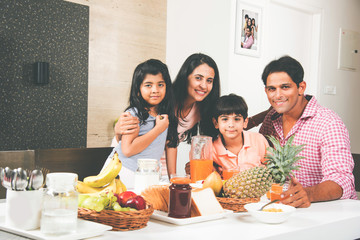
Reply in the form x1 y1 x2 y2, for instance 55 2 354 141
260 95 357 199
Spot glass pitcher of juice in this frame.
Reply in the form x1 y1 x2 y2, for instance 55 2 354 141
189 135 213 183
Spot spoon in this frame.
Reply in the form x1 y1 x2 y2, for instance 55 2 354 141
258 199 280 211
14 168 28 191
11 168 18 190
2 167 13 189
0 167 4 185
29 169 44 190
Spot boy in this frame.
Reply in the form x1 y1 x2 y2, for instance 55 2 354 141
210 94 269 178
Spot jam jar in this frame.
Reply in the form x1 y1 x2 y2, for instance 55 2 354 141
168 175 192 218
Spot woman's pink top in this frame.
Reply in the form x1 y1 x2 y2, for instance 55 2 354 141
160 104 200 176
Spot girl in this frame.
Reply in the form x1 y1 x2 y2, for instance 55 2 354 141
209 94 269 179
105 59 178 188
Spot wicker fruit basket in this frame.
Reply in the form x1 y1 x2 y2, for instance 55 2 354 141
78 203 154 231
217 197 260 212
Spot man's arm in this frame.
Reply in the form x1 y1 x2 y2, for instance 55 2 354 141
281 178 343 208
305 180 343 202
245 107 272 130
320 118 355 199
281 118 355 207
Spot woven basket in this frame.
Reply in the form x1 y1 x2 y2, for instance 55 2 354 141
78 203 154 231
217 197 260 212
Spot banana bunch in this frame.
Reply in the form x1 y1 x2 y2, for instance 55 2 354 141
76 152 126 195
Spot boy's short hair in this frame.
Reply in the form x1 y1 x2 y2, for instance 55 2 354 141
212 94 248 120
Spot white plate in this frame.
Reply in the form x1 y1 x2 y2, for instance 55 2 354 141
151 210 232 225
0 216 112 240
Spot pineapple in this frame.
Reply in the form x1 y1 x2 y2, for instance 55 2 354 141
264 135 305 185
223 166 273 198
222 135 305 199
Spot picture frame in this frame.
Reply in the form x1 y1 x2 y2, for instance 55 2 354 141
234 1 262 57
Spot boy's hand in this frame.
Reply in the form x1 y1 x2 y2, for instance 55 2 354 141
155 114 169 133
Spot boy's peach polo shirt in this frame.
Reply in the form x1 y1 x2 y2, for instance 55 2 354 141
211 131 269 172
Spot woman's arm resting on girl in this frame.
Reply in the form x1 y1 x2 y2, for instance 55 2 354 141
115 112 140 142
121 114 169 157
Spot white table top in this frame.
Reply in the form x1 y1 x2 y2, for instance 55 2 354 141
1 199 360 240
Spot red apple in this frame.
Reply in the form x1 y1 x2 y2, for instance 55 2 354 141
124 195 146 210
115 191 137 207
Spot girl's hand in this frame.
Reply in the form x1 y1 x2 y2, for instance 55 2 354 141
155 114 169 133
115 112 139 136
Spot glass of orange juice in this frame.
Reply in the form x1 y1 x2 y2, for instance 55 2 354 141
222 166 240 180
270 182 290 201
189 136 213 183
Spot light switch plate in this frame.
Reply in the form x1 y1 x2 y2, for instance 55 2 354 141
324 85 336 95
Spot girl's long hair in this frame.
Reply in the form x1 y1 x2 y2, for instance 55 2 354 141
172 53 220 143
127 59 178 147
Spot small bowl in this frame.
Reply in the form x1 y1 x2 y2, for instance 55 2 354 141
244 202 296 224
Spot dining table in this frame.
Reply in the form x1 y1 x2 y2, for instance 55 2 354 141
1 198 360 240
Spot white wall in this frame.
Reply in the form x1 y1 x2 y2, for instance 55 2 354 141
167 0 360 172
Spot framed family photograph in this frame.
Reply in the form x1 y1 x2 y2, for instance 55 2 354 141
234 1 262 57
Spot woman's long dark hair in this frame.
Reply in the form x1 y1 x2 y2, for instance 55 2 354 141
127 59 178 147
172 53 221 143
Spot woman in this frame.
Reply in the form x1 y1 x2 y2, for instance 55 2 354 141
173 53 220 142
251 18 258 40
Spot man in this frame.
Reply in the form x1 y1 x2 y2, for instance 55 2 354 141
260 56 357 208
242 14 249 36
241 26 254 49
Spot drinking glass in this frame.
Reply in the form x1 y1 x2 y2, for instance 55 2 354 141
222 166 240 180
189 136 213 183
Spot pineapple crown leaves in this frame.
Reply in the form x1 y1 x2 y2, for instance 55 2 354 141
264 135 306 184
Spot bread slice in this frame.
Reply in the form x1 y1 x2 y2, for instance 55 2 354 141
141 185 169 212
191 187 224 216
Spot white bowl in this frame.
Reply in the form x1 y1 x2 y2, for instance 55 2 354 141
244 202 296 224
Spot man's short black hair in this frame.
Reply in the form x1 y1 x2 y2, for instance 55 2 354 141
261 56 304 87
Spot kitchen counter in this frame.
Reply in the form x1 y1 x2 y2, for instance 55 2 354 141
1 199 360 240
